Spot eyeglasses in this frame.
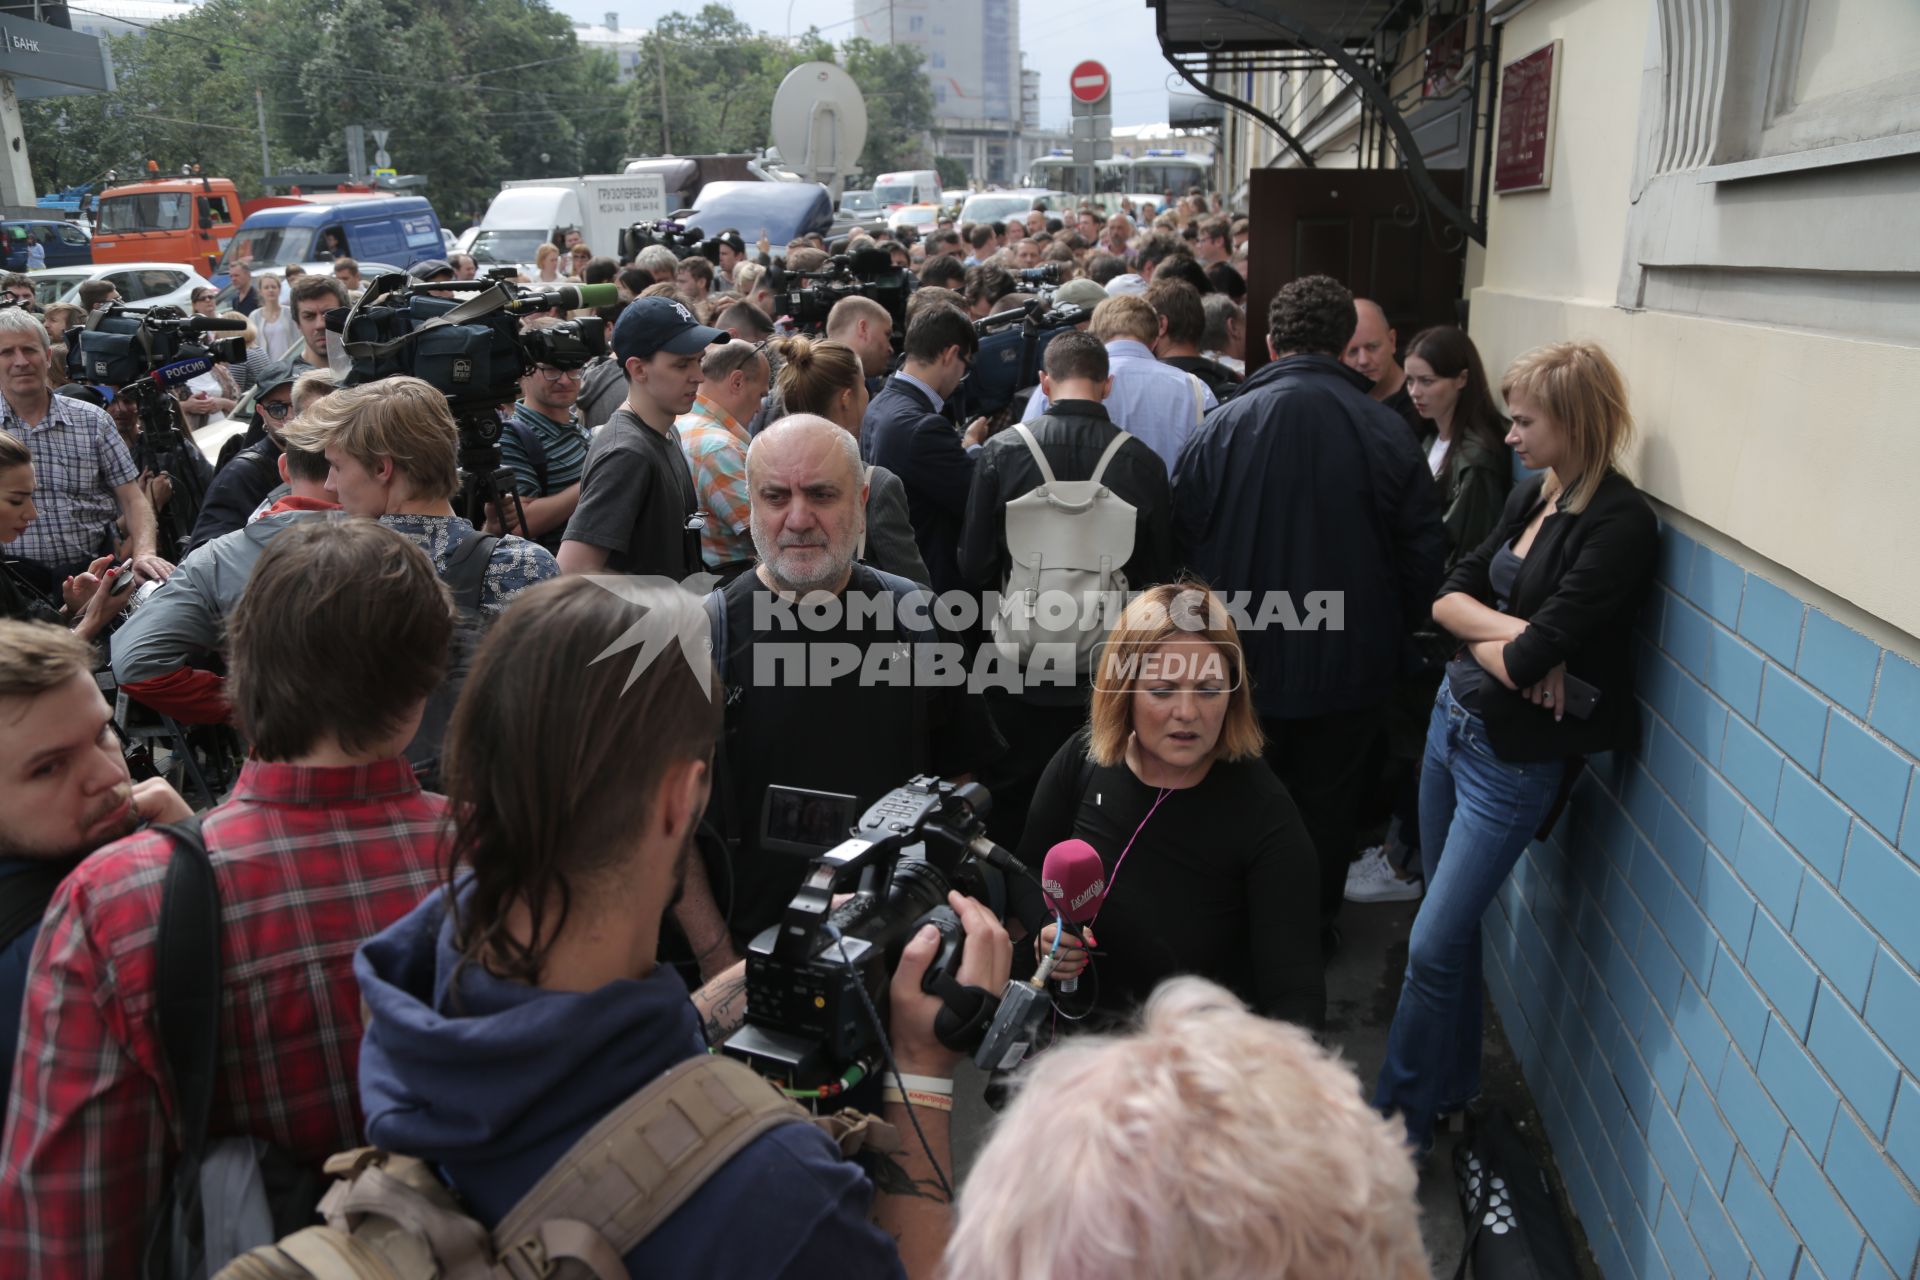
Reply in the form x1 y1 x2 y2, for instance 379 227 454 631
533 364 584 381
259 399 293 419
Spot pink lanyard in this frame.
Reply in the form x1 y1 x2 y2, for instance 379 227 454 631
1089 784 1175 932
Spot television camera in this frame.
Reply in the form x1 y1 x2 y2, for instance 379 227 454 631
723 776 1040 1101
325 272 612 532
621 219 729 264
954 283 1088 423
70 304 250 560
774 246 913 337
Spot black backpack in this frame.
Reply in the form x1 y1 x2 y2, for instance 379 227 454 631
403 527 498 793
143 818 322 1278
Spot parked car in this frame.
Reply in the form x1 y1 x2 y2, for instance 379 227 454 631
958 189 1063 227
838 190 880 217
30 262 215 312
663 182 833 262
889 203 944 235
3 220 91 272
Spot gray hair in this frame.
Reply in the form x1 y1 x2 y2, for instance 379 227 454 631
0 308 51 349
746 413 861 486
635 245 681 277
702 338 766 380
1201 292 1242 352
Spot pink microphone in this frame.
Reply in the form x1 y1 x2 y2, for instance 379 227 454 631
1040 839 1106 993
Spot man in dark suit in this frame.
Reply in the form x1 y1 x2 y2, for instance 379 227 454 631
860 303 989 593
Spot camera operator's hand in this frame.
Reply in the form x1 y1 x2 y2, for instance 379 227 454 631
888 890 1010 1077
142 469 173 515
962 417 990 448
1036 921 1088 981
130 552 174 584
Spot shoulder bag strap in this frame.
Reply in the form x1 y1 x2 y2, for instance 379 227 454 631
1011 423 1056 486
439 527 499 616
504 417 551 495
1087 430 1133 488
1189 372 1206 426
857 464 872 561
491 1054 808 1261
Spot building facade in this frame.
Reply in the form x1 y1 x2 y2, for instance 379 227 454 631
1201 0 1919 1275
853 0 1025 182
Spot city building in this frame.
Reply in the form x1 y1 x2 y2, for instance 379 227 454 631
853 0 1024 182
573 12 648 81
1162 0 1920 1274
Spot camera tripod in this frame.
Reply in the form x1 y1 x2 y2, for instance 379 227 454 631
122 384 208 564
452 404 530 539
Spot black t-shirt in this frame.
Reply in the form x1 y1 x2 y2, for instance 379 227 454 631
563 406 701 578
1014 732 1324 1029
1381 382 1427 444
711 563 1004 944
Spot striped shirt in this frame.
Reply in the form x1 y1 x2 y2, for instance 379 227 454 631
501 401 591 497
674 394 755 567
1 391 137 568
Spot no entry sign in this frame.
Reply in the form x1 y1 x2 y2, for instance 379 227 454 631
1070 60 1110 105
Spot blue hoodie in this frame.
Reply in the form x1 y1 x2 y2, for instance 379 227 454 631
355 886 905 1278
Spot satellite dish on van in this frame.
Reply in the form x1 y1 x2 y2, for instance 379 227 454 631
770 62 868 199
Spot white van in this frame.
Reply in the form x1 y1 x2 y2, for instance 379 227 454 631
872 170 942 211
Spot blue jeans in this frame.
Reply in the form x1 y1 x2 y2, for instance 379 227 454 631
1373 680 1565 1152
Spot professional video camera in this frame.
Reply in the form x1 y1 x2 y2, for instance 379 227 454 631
326 272 613 531
0 293 37 313
622 219 725 263
70 304 250 559
723 776 1037 1099
774 246 913 337
954 293 1090 423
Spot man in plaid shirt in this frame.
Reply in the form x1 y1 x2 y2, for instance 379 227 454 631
0 309 170 583
675 339 769 576
0 519 456 1273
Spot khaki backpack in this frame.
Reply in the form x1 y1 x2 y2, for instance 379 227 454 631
216 1054 896 1280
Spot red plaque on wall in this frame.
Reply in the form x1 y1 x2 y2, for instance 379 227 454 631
1494 40 1561 194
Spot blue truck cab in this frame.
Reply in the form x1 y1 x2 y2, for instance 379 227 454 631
212 196 443 286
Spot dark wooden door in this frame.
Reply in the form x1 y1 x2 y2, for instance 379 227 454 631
1242 169 1468 379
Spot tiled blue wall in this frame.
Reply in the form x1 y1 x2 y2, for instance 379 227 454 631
1481 524 1920 1280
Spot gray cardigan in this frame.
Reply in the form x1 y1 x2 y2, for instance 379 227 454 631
862 464 931 587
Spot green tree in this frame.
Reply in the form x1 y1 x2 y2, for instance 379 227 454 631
839 38 933 177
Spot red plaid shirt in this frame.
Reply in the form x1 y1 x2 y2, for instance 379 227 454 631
0 759 448 1276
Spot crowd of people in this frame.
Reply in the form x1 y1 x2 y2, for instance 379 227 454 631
0 187 1659 1276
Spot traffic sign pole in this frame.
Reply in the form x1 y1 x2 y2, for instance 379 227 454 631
1068 60 1111 205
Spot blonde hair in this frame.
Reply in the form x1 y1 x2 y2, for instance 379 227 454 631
946 977 1428 1280
1088 582 1263 767
535 243 560 269
0 619 95 699
282 376 459 501
1089 294 1158 346
773 336 862 421
219 310 257 347
1501 340 1634 515
733 261 768 302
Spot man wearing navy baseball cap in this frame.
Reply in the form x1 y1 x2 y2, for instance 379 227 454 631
557 297 729 579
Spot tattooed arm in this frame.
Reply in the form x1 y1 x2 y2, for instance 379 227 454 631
871 1102 954 1279
690 960 750 1045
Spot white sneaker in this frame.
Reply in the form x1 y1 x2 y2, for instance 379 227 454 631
1345 845 1424 903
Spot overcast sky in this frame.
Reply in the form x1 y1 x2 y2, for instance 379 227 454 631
547 0 1179 131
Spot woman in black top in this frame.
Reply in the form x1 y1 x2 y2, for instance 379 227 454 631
1351 326 1513 902
1016 583 1324 1030
1373 341 1657 1156
0 434 130 635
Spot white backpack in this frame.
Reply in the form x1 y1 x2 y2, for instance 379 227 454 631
989 424 1137 674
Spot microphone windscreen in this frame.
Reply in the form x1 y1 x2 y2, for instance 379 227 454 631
1040 839 1107 924
567 282 620 307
